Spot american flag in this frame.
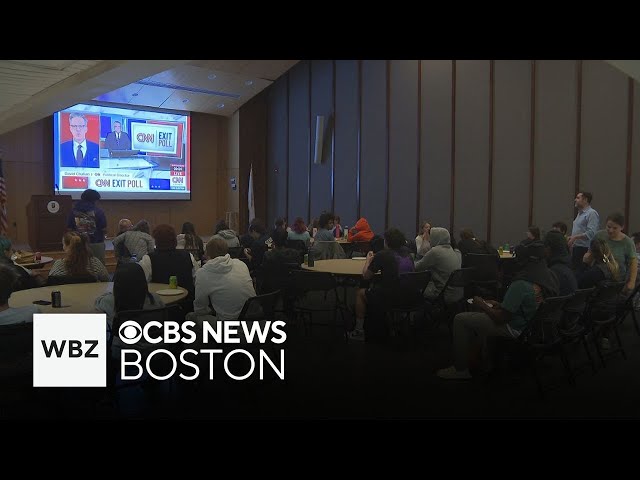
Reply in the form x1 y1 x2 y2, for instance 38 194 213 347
0 157 7 235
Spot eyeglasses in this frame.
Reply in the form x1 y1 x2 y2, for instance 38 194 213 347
70 124 87 129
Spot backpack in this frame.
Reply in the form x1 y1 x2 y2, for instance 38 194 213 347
73 209 97 236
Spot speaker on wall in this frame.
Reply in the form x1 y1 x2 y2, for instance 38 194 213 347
313 115 325 165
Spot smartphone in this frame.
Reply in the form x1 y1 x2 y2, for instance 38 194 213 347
33 300 52 305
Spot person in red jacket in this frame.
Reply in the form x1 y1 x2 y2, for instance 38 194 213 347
348 217 374 243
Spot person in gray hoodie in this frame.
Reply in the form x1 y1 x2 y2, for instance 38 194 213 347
193 237 255 319
212 220 240 248
415 227 462 303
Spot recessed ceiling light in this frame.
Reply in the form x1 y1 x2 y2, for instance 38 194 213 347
208 73 217 80
182 98 189 103
217 103 225 109
245 80 254 86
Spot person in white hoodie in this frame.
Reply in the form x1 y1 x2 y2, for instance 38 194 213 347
212 220 240 248
193 237 256 319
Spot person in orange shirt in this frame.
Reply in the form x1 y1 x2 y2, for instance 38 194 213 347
348 217 374 243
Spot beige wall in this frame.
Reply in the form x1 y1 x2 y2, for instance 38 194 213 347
0 111 230 246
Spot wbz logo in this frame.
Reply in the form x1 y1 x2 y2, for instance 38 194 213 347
33 314 106 387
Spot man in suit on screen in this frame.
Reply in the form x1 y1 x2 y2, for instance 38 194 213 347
104 120 132 152
60 113 100 168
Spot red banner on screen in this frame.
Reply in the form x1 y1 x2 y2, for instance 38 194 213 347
62 176 89 189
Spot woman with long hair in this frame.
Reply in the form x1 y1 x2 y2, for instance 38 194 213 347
287 217 311 247
592 212 637 294
95 262 165 327
48 231 109 282
177 221 205 262
578 238 620 289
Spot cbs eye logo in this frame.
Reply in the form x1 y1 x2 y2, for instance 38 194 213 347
118 321 142 345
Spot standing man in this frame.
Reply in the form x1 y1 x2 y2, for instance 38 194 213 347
67 189 108 266
60 113 100 168
104 120 132 152
567 191 599 273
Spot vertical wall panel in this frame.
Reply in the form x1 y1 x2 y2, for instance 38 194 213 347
334 60 359 229
580 60 628 227
309 60 334 218
630 80 640 232
359 60 387 234
491 60 531 245
421 60 452 232
266 77 288 225
533 60 578 235
287 62 311 224
454 60 490 240
388 60 419 237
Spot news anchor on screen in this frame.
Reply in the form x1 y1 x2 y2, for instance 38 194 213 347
104 120 132 151
60 113 100 168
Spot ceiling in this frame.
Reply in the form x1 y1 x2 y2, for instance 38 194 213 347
0 60 298 136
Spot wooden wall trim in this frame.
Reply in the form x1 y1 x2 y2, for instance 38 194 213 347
487 60 495 243
385 60 391 230
450 60 456 234
528 60 536 226
416 60 422 235
357 60 362 220
575 60 583 196
285 73 290 221
626 77 634 231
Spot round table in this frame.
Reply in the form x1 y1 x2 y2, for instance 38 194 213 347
302 258 367 277
14 256 54 269
9 282 188 313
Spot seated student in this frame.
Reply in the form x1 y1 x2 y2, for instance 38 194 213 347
193 238 256 319
240 218 262 248
543 230 577 296
578 238 621 289
271 217 286 237
112 219 154 263
213 220 240 248
138 224 199 299
551 221 569 238
0 236 44 291
594 213 637 295
415 227 462 303
350 228 418 341
177 221 205 264
437 241 559 379
332 215 344 239
314 212 336 242
520 225 541 246
48 232 109 282
287 217 311 247
458 228 497 257
261 229 302 294
348 217 374 243
95 263 165 328
415 221 432 259
0 264 40 326
243 219 271 270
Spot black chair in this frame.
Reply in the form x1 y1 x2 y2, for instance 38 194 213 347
616 282 640 336
350 241 372 258
463 253 499 299
47 274 99 286
558 287 597 376
228 246 244 259
383 271 432 340
286 239 308 255
0 321 33 384
289 270 345 338
107 304 184 393
429 268 476 333
501 295 573 397
584 281 626 368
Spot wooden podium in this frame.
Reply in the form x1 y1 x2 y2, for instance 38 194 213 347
27 195 73 252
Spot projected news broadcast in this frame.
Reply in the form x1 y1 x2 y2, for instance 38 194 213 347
53 103 191 200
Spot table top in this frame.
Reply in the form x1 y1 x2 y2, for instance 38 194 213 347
14 256 54 269
302 258 367 276
9 282 188 313
499 252 514 259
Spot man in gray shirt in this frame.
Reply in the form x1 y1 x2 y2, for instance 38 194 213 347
567 191 599 273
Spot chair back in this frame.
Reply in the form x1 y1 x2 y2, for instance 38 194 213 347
310 241 346 260
0 322 33 375
228 246 244 259
290 270 337 295
398 270 432 294
519 294 573 345
463 253 498 282
286 239 307 254
47 274 99 286
561 287 595 331
237 290 281 322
